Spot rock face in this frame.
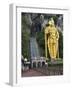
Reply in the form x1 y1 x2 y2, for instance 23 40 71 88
57 16 63 31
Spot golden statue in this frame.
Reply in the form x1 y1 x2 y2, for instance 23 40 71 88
45 18 59 61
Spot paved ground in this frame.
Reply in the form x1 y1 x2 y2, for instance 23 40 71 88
22 69 45 77
22 65 63 77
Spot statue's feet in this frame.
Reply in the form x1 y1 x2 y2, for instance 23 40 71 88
51 58 57 64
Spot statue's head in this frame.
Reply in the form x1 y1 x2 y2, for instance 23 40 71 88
48 18 55 26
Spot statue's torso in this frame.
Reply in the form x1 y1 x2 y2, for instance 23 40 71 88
45 26 57 38
45 26 58 44
49 27 57 39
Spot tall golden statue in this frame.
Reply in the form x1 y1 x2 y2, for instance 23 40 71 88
45 18 59 61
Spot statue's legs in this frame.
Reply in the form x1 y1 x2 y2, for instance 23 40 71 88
48 39 58 60
52 42 58 59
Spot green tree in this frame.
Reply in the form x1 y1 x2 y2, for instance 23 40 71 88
21 14 30 60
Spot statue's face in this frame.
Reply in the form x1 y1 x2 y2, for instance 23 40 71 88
48 20 55 27
49 24 53 27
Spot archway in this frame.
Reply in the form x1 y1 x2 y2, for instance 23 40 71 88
38 62 41 68
42 62 45 67
33 62 36 68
